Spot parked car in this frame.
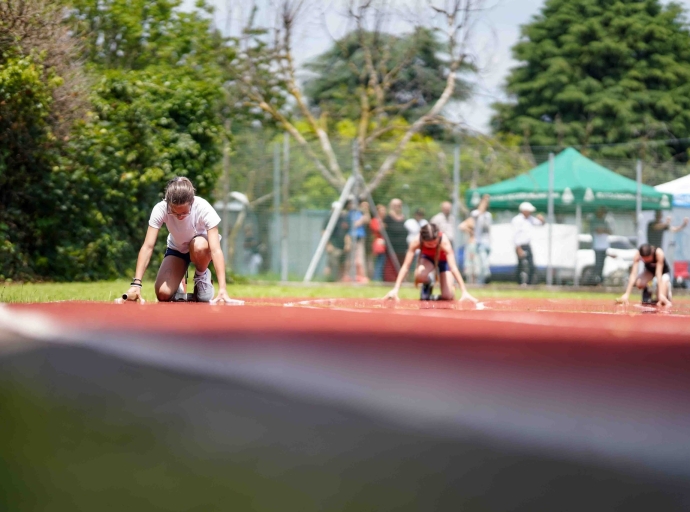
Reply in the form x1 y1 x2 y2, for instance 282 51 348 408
576 234 636 285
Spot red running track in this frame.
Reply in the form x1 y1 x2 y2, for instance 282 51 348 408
3 299 690 484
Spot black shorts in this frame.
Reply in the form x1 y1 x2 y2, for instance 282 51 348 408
421 254 449 272
164 247 191 265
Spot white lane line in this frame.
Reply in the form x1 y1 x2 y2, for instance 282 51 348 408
0 303 71 353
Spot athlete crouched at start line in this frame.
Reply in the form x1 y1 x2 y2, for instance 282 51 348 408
618 243 672 307
384 223 477 303
123 176 234 304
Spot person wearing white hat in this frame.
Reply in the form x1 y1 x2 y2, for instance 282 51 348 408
512 202 545 285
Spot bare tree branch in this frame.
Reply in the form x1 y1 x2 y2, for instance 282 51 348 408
228 0 487 194
364 0 486 193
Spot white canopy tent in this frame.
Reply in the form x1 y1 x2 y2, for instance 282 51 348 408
653 176 690 265
656 174 690 208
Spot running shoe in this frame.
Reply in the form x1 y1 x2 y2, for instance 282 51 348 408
172 281 187 302
642 287 653 304
193 269 214 302
420 273 435 301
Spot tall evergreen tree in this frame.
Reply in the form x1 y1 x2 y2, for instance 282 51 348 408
492 0 690 161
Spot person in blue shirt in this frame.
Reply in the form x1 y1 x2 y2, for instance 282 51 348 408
344 198 371 282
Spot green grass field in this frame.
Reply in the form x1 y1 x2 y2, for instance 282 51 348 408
0 278 640 303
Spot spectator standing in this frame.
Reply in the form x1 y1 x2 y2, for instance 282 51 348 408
647 210 688 248
383 198 408 282
323 202 351 282
590 207 612 285
243 225 263 275
404 208 427 245
512 202 545 285
370 204 387 281
344 198 371 283
404 208 427 279
430 201 456 246
471 194 492 284
459 216 479 284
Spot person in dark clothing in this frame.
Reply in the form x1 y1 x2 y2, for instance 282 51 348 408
618 243 672 307
323 202 351 282
647 210 688 248
383 198 408 282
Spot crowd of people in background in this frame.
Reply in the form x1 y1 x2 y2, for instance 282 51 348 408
320 194 690 288
321 196 493 284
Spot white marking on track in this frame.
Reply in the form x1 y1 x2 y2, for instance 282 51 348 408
0 303 68 351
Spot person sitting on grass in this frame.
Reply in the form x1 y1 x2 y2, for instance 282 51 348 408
383 223 477 303
122 176 234 304
617 243 672 307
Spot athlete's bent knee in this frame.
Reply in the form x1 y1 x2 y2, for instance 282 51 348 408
155 284 175 302
156 291 173 302
189 236 210 261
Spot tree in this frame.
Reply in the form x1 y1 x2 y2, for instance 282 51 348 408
492 0 690 161
304 27 472 127
226 0 487 194
52 0 231 279
0 0 89 279
1 0 232 280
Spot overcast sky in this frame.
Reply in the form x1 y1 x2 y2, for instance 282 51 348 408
188 0 690 133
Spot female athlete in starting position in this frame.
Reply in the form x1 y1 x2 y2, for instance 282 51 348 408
123 177 234 304
618 243 672 307
384 223 477 303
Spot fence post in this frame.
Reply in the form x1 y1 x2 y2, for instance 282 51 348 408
452 143 461 256
350 139 359 282
273 141 281 274
636 159 643 244
547 152 555 286
574 204 581 287
281 132 290 281
221 125 231 265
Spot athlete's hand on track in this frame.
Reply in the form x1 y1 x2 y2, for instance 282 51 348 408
210 289 234 305
658 295 671 308
383 289 400 302
616 293 629 305
124 286 143 302
459 291 478 304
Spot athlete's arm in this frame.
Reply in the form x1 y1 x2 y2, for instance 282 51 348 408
207 226 232 304
125 226 159 301
383 240 419 300
618 253 640 304
443 238 477 303
671 217 689 233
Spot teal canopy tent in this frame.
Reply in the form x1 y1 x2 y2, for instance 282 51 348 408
466 148 670 212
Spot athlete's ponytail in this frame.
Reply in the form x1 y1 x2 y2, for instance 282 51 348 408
420 223 440 242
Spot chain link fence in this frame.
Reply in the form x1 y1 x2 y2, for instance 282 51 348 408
216 130 690 287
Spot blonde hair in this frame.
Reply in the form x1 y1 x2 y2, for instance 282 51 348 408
164 177 195 206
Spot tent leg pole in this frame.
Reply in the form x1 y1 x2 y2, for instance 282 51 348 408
574 204 581 287
636 159 643 244
547 152 555 286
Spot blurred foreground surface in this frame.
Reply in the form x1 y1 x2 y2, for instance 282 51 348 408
1 301 690 511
